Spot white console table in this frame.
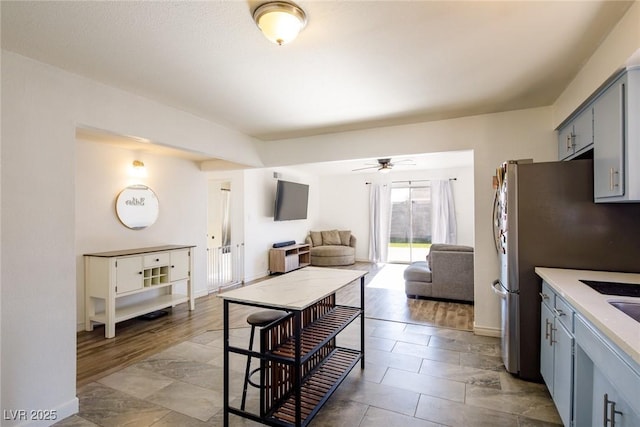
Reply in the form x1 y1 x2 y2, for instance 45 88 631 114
84 244 195 338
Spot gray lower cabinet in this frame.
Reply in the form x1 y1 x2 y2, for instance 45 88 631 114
540 281 640 426
540 283 574 426
574 315 640 427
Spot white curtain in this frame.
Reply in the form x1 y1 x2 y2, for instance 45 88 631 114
431 180 457 244
368 183 391 263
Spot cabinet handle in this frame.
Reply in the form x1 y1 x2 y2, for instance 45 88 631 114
155 258 160 262
566 133 575 151
550 324 557 345
553 308 566 317
539 292 549 301
609 168 620 191
171 265 175 268
545 319 551 343
604 393 624 427
610 168 614 191
138 271 143 275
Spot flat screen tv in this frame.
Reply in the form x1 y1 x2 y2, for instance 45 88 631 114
274 180 309 221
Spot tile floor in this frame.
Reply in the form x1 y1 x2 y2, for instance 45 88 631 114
55 317 561 427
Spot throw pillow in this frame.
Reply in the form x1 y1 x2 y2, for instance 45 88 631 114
310 231 323 247
321 230 341 245
338 230 352 246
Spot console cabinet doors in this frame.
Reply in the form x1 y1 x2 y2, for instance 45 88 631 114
115 256 143 294
171 249 190 281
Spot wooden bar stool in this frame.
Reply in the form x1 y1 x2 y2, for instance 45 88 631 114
241 309 286 410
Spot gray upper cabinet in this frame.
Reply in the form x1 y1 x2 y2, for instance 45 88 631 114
557 54 640 202
557 106 593 160
593 73 626 200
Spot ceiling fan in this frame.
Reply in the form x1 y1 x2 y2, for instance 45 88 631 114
352 158 415 173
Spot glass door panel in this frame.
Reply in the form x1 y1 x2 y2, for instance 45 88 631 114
388 185 431 263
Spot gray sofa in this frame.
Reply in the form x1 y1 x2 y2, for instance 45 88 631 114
305 230 356 266
404 244 474 302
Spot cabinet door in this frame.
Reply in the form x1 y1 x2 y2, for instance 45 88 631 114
115 256 143 294
592 367 640 427
540 302 554 393
171 249 190 281
558 124 575 160
572 106 594 156
594 75 626 199
553 320 573 427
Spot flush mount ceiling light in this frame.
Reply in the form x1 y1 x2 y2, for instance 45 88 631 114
253 1 307 46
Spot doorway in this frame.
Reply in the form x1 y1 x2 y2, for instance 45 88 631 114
207 180 243 292
387 183 432 263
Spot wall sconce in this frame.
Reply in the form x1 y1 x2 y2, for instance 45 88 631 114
253 1 307 45
130 160 147 178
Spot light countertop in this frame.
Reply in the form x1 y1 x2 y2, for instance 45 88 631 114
535 267 640 366
218 266 366 310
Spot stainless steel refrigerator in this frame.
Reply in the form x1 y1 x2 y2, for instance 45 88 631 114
491 159 640 382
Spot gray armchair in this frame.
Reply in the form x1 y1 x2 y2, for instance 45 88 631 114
404 244 474 302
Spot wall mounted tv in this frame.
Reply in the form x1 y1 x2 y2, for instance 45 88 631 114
274 180 309 221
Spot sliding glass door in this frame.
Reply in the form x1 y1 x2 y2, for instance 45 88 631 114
388 184 432 263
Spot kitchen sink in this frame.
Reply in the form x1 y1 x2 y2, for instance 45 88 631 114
609 301 640 323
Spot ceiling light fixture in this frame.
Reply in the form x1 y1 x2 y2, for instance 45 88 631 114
378 163 391 174
253 1 307 46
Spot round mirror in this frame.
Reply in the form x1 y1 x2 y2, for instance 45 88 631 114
115 185 159 229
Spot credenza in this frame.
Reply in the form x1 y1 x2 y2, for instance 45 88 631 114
84 244 195 338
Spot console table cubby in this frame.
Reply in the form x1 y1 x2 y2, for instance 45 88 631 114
269 243 310 274
84 244 195 338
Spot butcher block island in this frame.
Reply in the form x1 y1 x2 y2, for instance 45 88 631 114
535 267 640 427
218 266 367 427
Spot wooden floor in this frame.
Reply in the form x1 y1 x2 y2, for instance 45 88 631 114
76 262 474 388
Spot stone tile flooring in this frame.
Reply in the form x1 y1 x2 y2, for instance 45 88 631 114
55 319 561 427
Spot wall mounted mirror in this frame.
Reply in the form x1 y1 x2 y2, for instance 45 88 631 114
115 185 159 229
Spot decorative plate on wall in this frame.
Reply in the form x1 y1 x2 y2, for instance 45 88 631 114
115 185 159 229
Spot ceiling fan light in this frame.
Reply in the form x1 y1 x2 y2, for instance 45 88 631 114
379 164 391 174
253 1 307 45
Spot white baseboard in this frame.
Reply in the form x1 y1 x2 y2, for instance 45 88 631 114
473 323 501 337
194 289 208 299
13 396 78 427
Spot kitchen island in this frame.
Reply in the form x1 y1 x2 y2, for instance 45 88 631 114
218 266 367 427
535 267 640 427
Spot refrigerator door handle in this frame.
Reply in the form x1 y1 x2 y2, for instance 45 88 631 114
491 279 507 297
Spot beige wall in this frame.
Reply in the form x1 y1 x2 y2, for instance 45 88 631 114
75 141 210 331
257 107 557 335
553 1 640 126
1 51 263 426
